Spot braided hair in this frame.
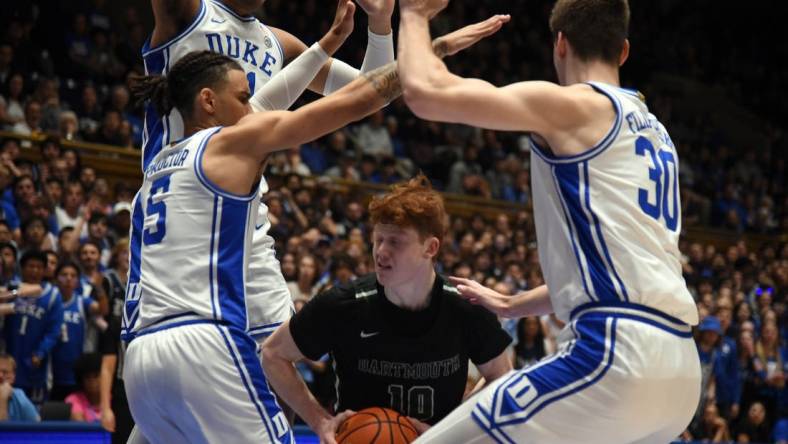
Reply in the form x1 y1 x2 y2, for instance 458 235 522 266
130 50 243 118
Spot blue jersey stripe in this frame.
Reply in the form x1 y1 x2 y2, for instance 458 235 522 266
474 317 617 439
216 199 251 329
209 195 220 320
581 162 629 302
217 326 293 443
549 168 595 303
554 163 620 303
142 49 166 172
124 193 145 337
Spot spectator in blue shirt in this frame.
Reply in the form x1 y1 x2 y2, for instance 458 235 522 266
51 262 100 401
714 302 741 420
2 251 63 405
695 316 737 422
0 353 39 421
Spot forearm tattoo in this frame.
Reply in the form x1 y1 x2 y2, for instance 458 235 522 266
363 63 402 102
432 39 449 59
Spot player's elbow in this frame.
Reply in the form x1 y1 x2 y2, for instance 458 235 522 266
260 340 279 366
402 81 440 120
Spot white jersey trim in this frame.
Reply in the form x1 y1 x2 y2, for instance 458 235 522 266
210 0 257 22
193 127 258 202
528 83 623 165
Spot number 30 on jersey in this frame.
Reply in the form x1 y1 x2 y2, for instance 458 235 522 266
635 136 678 232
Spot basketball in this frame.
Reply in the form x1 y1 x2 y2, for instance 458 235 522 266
336 407 419 444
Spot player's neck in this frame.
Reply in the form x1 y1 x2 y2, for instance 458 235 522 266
563 59 620 87
384 268 436 311
185 117 220 138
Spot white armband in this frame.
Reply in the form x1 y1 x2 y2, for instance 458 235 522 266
323 29 394 96
249 43 330 112
360 29 395 73
323 59 360 96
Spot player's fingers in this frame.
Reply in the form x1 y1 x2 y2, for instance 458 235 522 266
448 276 472 286
334 409 356 427
455 284 484 300
406 416 431 434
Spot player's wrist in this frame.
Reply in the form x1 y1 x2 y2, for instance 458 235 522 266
321 31 348 56
367 18 392 36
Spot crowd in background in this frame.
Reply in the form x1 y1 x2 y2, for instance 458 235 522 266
0 0 785 442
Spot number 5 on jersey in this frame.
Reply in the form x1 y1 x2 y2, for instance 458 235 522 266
143 175 172 245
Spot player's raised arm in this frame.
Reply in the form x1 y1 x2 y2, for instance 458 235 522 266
252 11 512 114
222 61 401 163
250 0 357 112
149 0 201 47
398 1 581 137
269 0 395 95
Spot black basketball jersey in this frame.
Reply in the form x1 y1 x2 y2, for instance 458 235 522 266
289 273 511 424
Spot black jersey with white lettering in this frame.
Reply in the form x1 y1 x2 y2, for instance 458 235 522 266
289 273 511 424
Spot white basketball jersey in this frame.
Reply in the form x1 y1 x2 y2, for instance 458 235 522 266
123 127 260 337
139 0 292 334
141 0 284 165
530 82 698 326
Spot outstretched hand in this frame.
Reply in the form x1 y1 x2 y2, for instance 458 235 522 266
449 276 513 317
434 14 511 58
322 0 357 55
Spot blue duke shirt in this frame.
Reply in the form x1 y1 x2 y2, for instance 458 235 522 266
52 292 95 386
3 284 63 388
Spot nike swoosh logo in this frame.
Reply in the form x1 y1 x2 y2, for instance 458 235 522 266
210 18 226 23
360 331 380 339
255 223 266 230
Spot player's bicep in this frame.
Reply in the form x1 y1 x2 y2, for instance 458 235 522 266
476 351 513 383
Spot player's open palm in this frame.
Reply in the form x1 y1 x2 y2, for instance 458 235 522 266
330 0 357 41
355 0 395 20
435 14 511 57
449 276 511 317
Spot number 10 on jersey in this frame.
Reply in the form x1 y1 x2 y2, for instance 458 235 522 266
635 136 678 232
388 384 435 422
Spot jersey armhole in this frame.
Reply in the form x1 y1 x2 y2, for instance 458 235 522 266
193 127 258 202
142 0 208 57
529 83 623 165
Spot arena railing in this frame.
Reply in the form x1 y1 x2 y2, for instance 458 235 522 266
2 131 784 249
